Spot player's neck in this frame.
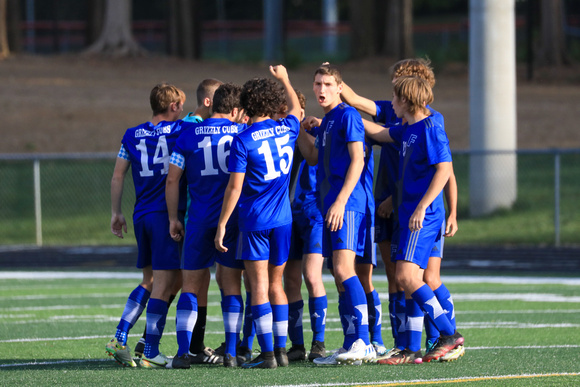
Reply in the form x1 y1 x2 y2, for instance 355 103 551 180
405 111 428 126
251 115 270 123
323 99 341 114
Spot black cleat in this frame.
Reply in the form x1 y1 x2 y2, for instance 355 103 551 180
287 344 307 361
241 351 277 369
171 353 191 369
308 340 326 361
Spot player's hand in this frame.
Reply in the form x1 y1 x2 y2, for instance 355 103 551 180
214 225 228 253
269 65 288 82
408 206 426 231
169 220 185 242
303 116 322 132
111 214 127 239
377 197 393 219
444 214 458 237
325 201 345 232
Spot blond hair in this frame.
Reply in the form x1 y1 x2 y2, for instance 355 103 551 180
150 83 186 115
392 76 433 116
390 58 435 88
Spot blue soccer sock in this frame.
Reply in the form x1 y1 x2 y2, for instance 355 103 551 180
272 303 289 349
434 284 456 330
175 292 198 356
394 291 407 350
424 312 440 348
241 291 255 350
339 292 355 350
388 292 398 343
367 290 384 345
252 302 274 353
116 285 150 345
309 295 327 343
143 298 168 359
405 297 424 352
411 284 454 336
288 300 304 345
342 276 370 345
222 295 243 357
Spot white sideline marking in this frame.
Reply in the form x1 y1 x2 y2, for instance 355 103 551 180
2 271 580 286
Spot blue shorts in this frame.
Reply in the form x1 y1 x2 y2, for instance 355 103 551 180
395 216 444 269
134 211 182 271
356 215 376 266
289 209 324 260
323 210 365 263
239 222 292 266
429 220 445 259
375 212 394 243
183 221 244 271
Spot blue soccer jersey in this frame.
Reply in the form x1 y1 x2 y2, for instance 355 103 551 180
389 115 452 226
316 102 366 215
170 117 244 227
119 120 187 220
229 115 300 232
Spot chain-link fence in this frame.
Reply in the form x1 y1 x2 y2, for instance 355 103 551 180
1 149 579 247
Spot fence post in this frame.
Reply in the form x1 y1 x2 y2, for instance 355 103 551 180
554 152 560 247
34 159 42 246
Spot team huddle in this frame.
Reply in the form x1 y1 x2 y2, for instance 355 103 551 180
105 59 465 370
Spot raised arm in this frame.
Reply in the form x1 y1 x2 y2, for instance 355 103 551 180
341 82 378 117
362 118 394 144
270 65 300 119
110 157 130 238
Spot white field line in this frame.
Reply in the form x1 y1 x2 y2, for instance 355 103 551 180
2 271 580 286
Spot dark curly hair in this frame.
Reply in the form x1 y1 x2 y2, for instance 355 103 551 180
241 77 285 119
212 83 242 114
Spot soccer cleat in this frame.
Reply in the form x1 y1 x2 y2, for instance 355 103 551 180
373 341 387 357
105 338 137 367
171 353 191 369
440 344 465 362
133 337 146 358
223 353 238 368
286 344 307 362
422 331 464 363
275 347 289 367
336 339 376 364
313 347 362 366
237 346 253 364
377 348 423 365
308 340 326 361
241 352 277 369
373 347 401 362
140 352 170 369
188 347 223 364
214 341 226 357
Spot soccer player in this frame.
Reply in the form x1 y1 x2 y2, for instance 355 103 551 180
215 65 301 369
363 75 464 364
281 91 328 362
183 78 223 123
297 63 376 365
165 82 247 369
342 58 462 363
106 83 187 368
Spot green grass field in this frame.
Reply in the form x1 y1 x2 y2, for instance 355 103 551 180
1 272 579 386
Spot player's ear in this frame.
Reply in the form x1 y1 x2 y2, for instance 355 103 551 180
204 97 212 108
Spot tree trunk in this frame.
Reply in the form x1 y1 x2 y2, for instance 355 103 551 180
0 0 9 60
348 0 375 59
384 0 414 59
86 0 105 46
169 0 200 59
537 0 566 66
83 0 144 57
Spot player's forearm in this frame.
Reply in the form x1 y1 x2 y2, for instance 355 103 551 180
363 118 393 143
417 162 453 212
110 179 124 215
444 168 458 217
341 83 377 117
297 129 318 166
335 144 365 205
218 186 241 228
165 181 180 222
